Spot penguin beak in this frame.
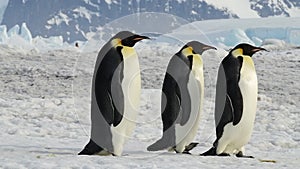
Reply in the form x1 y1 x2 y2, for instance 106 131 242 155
133 35 150 41
203 45 217 51
252 47 268 53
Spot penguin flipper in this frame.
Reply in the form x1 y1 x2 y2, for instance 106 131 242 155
94 47 124 126
110 82 124 127
177 78 192 126
78 139 104 155
161 73 181 132
215 60 243 141
216 57 243 127
163 55 192 128
94 83 124 127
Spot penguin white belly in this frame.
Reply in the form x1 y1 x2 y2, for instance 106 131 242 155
111 47 141 156
218 56 257 154
175 55 204 152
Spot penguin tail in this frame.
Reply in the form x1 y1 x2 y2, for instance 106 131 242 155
200 147 217 156
147 137 172 151
78 139 104 155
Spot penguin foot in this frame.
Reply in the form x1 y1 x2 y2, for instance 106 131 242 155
180 142 199 155
174 149 191 155
78 139 103 155
200 147 217 156
184 142 199 152
168 147 176 152
217 153 230 157
236 151 254 158
174 148 180 154
200 147 231 157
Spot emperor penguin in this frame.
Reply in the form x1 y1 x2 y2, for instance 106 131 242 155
147 41 216 154
201 43 266 158
79 31 149 156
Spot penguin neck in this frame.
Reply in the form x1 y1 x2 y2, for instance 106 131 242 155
229 48 255 68
188 54 203 71
120 46 136 59
111 39 136 60
231 48 254 59
192 54 203 69
242 56 255 70
231 48 243 58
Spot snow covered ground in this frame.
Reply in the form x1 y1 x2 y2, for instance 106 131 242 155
0 18 300 168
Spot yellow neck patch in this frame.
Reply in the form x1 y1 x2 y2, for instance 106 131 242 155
111 38 122 47
181 46 203 69
182 46 194 57
243 56 255 69
231 48 255 68
110 38 136 59
121 46 136 59
192 54 203 67
232 48 243 58
181 46 203 68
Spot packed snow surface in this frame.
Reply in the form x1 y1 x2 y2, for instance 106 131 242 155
0 42 299 168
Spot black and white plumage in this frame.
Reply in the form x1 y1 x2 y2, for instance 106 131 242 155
79 31 149 156
147 41 216 154
201 43 266 158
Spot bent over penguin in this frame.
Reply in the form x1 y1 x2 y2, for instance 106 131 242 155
79 31 149 156
147 41 216 154
201 43 266 158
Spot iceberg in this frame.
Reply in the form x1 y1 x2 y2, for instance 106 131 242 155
0 25 8 42
224 29 253 45
7 24 20 37
32 36 65 51
20 22 32 43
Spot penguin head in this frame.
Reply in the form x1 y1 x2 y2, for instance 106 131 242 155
231 43 267 57
186 41 217 55
177 41 216 70
111 31 150 47
181 41 216 56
